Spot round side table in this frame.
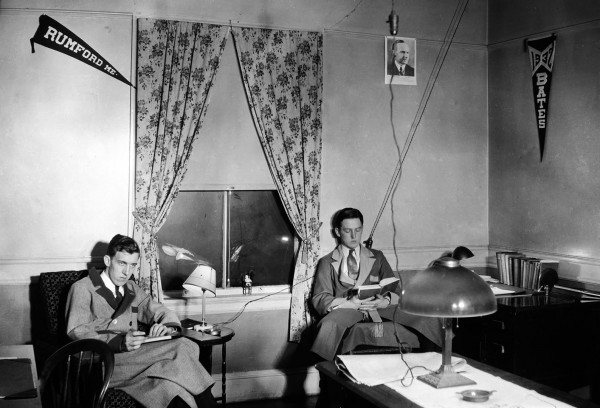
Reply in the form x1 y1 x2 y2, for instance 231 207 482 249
182 327 235 406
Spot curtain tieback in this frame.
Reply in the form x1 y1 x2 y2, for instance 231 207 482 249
299 222 323 264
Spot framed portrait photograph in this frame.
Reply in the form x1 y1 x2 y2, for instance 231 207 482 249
385 36 417 86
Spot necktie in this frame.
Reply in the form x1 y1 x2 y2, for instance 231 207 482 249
347 249 359 280
115 288 123 304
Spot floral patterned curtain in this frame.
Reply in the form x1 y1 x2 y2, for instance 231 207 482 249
231 27 323 342
133 19 229 301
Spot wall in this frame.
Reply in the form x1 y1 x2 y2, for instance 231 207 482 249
0 0 488 401
0 10 134 280
0 8 133 345
321 30 489 264
488 0 600 285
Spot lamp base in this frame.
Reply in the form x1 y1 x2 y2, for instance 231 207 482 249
193 321 213 333
417 369 476 389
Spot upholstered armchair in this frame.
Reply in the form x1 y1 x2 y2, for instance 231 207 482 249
38 270 142 408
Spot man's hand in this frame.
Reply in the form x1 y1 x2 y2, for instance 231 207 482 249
148 323 172 337
359 294 390 310
335 295 362 310
122 330 146 352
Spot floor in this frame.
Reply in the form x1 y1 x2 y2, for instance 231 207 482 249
227 395 319 408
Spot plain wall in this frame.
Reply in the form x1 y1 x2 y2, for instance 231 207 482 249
488 0 600 284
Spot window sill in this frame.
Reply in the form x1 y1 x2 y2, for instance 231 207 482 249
163 285 292 315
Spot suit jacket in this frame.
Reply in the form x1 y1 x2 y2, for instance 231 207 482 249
309 246 444 360
311 245 394 317
66 269 214 408
387 62 415 77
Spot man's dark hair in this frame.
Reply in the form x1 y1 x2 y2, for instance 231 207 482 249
107 234 140 257
333 208 364 230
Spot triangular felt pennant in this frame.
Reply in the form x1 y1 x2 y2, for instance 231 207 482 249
30 14 134 88
527 34 556 162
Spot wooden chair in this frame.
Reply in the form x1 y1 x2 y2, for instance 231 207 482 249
39 338 114 408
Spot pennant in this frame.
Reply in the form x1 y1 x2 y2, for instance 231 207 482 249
527 34 556 161
30 14 134 88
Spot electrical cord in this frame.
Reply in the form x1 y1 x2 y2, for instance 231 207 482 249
366 0 470 248
381 0 471 385
213 274 314 326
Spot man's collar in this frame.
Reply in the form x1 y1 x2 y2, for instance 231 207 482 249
338 244 361 257
100 270 121 295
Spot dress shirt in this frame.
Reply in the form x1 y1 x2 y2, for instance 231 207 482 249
340 245 361 280
101 270 123 298
394 60 406 75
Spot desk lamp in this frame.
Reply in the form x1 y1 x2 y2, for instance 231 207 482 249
451 245 474 261
183 264 217 332
401 255 496 388
161 244 215 332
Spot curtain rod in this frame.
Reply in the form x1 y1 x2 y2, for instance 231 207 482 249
136 14 322 33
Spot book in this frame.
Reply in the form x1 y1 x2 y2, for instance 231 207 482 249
0 358 37 399
495 251 522 285
347 277 399 300
142 333 180 344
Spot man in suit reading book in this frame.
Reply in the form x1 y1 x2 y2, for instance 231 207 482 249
310 208 443 361
66 234 216 408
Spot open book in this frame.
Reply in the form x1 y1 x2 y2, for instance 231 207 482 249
347 277 399 300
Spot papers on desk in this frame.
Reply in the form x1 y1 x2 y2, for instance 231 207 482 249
382 353 575 408
489 282 527 296
334 352 466 386
479 275 499 283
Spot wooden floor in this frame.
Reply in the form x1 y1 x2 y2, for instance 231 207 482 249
227 395 319 408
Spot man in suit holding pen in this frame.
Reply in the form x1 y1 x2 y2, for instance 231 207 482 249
66 234 216 408
310 208 442 361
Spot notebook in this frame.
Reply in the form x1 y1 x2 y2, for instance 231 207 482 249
0 358 37 399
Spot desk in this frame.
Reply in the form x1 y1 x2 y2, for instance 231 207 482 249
183 327 235 406
315 357 600 408
453 293 600 396
0 346 42 408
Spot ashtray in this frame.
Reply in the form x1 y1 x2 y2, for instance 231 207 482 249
457 389 496 402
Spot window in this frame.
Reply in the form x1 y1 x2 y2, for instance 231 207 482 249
157 190 297 291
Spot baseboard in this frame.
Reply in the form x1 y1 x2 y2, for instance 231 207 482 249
210 366 321 403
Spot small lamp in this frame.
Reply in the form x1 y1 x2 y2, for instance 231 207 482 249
183 265 217 332
401 256 497 388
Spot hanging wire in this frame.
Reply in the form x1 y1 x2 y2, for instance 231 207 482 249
365 0 470 248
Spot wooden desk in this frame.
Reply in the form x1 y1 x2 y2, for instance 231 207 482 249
0 346 42 408
315 357 600 408
453 293 600 396
183 327 235 406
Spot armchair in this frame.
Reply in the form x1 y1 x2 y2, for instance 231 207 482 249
38 270 141 408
